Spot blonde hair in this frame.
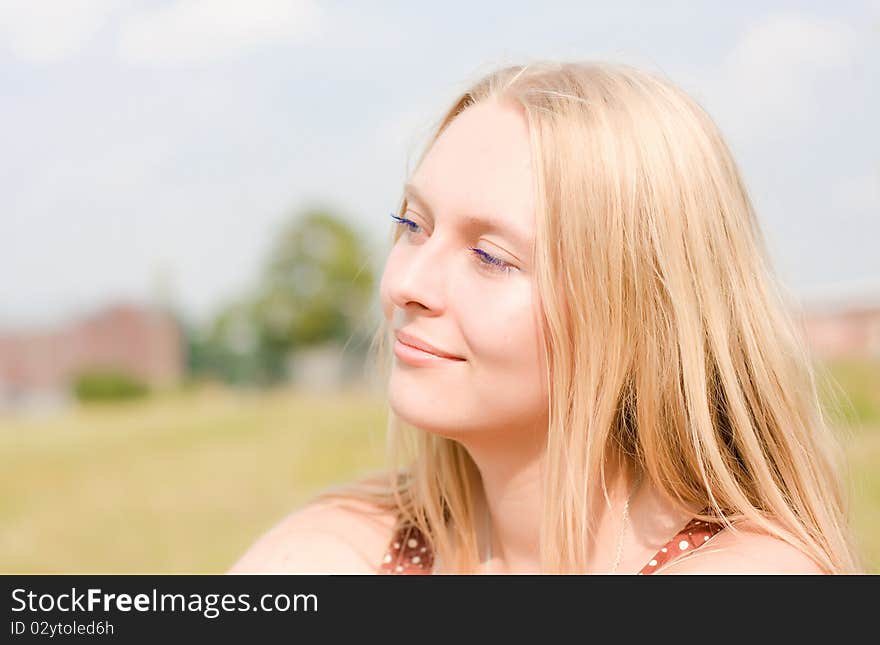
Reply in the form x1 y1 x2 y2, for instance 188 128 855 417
316 60 863 574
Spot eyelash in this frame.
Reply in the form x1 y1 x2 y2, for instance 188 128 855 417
389 212 516 275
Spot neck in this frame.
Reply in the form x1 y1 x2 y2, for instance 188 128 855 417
457 426 681 574
459 421 546 574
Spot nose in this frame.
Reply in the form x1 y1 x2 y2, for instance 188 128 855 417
384 234 449 316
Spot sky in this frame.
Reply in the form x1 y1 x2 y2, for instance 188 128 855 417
1 0 878 331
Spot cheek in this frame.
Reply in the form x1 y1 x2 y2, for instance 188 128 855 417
457 284 548 428
462 288 548 416
461 282 543 373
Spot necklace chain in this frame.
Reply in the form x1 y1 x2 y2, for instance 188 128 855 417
611 468 644 574
482 468 644 574
484 503 492 573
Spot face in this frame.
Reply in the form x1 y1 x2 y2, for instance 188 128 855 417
379 99 549 440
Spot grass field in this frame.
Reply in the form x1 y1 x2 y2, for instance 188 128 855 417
1 358 878 574
0 385 388 573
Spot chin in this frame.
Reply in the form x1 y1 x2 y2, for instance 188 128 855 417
387 391 470 441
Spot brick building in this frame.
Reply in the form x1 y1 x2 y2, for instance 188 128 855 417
799 302 880 360
0 303 184 410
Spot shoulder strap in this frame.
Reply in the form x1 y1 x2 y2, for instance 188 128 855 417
379 523 434 574
637 514 725 575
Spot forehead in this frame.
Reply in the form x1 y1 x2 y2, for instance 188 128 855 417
407 100 535 245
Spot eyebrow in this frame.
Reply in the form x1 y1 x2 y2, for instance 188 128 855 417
402 182 532 259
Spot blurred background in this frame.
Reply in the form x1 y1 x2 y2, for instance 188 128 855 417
1 1 878 573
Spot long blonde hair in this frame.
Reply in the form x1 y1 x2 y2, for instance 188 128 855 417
317 60 863 574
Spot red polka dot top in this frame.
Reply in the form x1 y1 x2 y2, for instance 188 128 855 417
378 510 725 575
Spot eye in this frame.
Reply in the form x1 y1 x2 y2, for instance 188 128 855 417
389 212 518 276
389 212 422 234
469 247 516 275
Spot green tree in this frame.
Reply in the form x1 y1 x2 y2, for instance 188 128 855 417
253 207 376 356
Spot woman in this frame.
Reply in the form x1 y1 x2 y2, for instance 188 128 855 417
229 61 863 575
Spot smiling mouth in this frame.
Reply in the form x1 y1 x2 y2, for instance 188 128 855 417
393 330 465 361
393 339 466 365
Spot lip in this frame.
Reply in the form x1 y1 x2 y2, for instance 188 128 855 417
393 330 465 364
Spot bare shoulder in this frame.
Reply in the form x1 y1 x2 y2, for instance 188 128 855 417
227 490 399 574
656 518 827 575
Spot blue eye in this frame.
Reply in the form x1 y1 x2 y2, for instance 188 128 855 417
389 212 422 233
389 211 517 276
469 247 516 275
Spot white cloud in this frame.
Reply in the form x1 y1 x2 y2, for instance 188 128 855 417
728 12 855 72
118 0 325 65
0 0 119 62
704 12 860 139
